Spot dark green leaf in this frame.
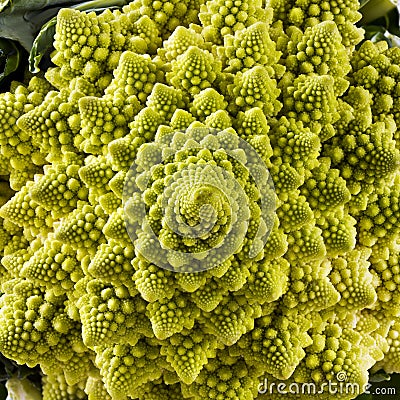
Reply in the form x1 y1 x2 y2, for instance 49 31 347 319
0 0 84 50
369 371 391 383
29 0 129 73
360 24 400 47
0 383 7 400
0 38 21 83
359 0 397 25
28 17 56 73
356 394 373 400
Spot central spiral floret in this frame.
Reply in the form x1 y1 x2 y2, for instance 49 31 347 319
176 184 230 236
123 126 275 272
161 173 233 252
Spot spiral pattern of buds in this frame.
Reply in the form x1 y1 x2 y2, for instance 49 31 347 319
123 126 276 272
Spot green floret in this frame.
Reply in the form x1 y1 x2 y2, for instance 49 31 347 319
160 326 218 384
103 207 132 246
103 12 129 63
190 88 227 120
7 165 43 193
199 0 272 45
223 21 282 75
269 162 303 194
277 190 313 232
140 380 190 400
234 107 270 138
350 42 400 128
132 0 198 39
262 223 288 261
124 125 274 272
146 83 187 122
134 142 163 171
0 181 53 237
129 105 164 139
268 0 363 50
167 46 221 96
0 89 46 187
300 158 350 212
2 226 29 256
98 191 122 215
285 224 326 263
108 107 163 171
79 155 115 196
284 260 339 314
375 320 400 375
247 134 273 163
105 50 161 104
21 239 83 296
78 96 135 155
1 246 34 280
283 74 339 141
284 322 374 399
245 257 290 304
181 350 260 399
205 109 232 130
326 120 399 212
54 201 107 255
94 339 164 400
53 8 111 82
133 257 177 302
0 221 12 262
42 373 87 400
190 277 228 312
228 65 281 116
87 239 135 288
369 242 400 316
316 211 356 257
175 270 207 292
159 25 205 62
108 170 126 199
351 40 381 71
131 15 162 55
17 89 79 161
215 255 250 292
352 65 380 90
203 294 261 345
369 52 392 76
357 176 400 246
233 313 312 380
269 117 321 171
31 156 87 219
147 292 200 340
85 377 112 400
23 76 55 107
43 333 96 385
329 249 377 314
108 135 145 172
0 278 88 378
70 76 102 97
286 21 350 77
76 278 150 347
44 67 71 91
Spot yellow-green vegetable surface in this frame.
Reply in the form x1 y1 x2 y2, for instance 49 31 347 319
1 0 400 399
